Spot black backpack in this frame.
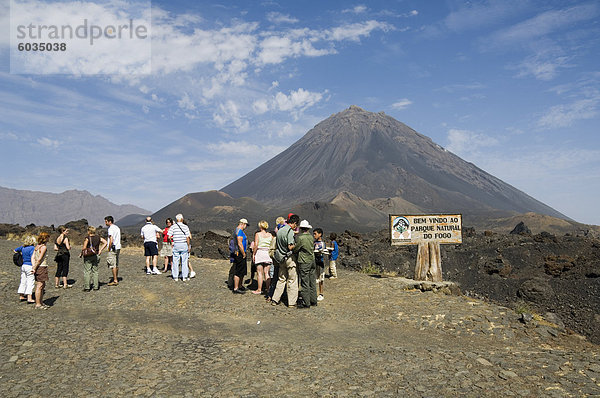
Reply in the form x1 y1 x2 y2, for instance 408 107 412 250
13 251 23 267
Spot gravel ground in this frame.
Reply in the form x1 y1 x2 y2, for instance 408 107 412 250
1 239 599 397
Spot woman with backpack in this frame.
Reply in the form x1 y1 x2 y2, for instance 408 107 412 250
14 235 37 304
80 226 107 291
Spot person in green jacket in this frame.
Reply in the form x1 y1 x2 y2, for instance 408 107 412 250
294 220 317 308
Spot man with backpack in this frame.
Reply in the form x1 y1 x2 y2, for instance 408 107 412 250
231 218 250 294
271 214 300 307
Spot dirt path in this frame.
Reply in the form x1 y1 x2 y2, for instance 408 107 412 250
1 240 599 397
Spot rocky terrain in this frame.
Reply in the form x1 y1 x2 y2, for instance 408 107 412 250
5 217 599 347
336 224 600 345
1 239 599 397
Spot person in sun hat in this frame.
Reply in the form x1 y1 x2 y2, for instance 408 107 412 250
293 220 317 308
271 214 300 307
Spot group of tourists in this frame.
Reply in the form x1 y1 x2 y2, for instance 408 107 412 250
13 212 340 310
13 216 122 309
229 213 339 309
140 214 195 281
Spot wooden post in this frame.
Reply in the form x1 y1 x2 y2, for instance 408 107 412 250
415 241 442 282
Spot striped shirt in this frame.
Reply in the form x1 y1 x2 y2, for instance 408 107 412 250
167 222 191 244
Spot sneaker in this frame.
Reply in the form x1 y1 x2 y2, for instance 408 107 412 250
146 269 152 275
183 277 190 281
190 271 196 278
317 294 324 301
173 278 179 282
152 268 161 275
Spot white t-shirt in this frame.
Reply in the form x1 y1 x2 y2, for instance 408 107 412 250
107 224 121 250
141 223 162 243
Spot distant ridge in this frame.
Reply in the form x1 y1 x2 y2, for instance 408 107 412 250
221 105 569 223
0 186 149 227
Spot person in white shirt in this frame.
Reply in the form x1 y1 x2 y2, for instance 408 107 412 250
140 216 163 275
104 216 121 286
167 213 192 281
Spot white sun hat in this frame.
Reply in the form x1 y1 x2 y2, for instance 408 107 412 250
299 220 312 229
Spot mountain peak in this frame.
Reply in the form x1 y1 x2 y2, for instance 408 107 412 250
221 106 568 221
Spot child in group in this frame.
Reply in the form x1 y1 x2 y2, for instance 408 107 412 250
313 228 327 301
327 232 339 279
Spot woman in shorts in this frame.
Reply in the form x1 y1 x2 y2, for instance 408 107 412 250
252 220 273 295
32 232 50 309
161 218 174 272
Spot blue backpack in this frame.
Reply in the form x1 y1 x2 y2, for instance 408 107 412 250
228 236 237 258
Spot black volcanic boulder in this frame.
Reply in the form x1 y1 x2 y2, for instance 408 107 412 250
517 277 555 304
510 222 531 235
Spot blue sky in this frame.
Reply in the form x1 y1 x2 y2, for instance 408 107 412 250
1 0 599 225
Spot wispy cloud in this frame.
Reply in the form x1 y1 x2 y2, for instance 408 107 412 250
484 3 600 48
446 129 499 155
342 5 368 14
266 11 298 24
445 0 530 32
509 43 573 81
391 99 412 110
435 82 486 93
538 98 599 129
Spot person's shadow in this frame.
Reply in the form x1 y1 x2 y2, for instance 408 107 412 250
43 296 59 307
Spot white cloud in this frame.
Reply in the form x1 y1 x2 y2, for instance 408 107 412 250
252 99 269 114
206 141 286 158
446 129 499 155
177 93 196 111
0 131 19 140
342 5 367 14
444 0 528 33
391 98 412 110
213 100 250 132
37 137 59 148
537 98 599 129
436 82 485 93
513 52 572 81
485 3 600 48
266 12 299 24
273 88 324 113
326 20 391 42
9 0 152 75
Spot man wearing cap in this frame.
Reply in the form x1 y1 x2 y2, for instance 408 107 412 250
271 214 300 306
140 216 163 275
294 220 317 308
232 218 249 294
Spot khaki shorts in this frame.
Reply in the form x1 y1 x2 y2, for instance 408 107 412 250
107 249 120 268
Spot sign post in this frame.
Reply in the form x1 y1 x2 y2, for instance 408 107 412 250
390 214 462 282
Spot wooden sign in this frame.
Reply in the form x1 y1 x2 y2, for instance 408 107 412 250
390 214 462 246
389 214 463 282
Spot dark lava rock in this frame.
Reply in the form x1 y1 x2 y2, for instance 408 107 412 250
510 222 531 235
517 278 555 304
544 255 575 277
